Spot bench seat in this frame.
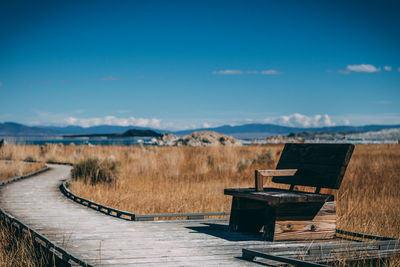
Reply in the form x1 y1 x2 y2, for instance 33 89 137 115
224 188 332 205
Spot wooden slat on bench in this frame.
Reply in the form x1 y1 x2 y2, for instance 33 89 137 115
224 188 331 205
273 143 354 189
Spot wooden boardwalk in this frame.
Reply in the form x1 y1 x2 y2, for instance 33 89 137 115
0 164 271 266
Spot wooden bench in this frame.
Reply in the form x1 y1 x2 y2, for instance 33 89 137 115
224 143 354 241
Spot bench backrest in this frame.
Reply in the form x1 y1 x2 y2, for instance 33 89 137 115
273 143 354 189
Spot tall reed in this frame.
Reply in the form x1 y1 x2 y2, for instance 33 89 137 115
0 221 49 267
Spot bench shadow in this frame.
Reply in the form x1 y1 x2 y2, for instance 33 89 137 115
186 223 263 242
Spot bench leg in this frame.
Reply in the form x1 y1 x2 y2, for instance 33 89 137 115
229 197 276 239
228 196 240 231
262 205 276 241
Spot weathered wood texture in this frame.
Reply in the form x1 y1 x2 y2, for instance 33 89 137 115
225 144 354 241
0 164 275 266
255 169 297 191
225 188 332 205
273 143 354 189
274 201 336 241
228 196 335 241
243 237 400 266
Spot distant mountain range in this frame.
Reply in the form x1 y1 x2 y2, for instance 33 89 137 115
0 122 56 136
173 123 400 138
0 122 162 137
1 121 400 139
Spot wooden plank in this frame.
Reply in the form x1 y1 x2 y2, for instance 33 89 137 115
274 201 336 241
243 248 328 266
257 169 298 177
255 169 297 192
273 143 354 189
278 144 354 164
335 229 397 241
274 220 335 241
224 188 331 205
255 170 263 192
243 239 400 266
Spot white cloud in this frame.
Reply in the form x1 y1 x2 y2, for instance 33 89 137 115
212 70 243 75
244 71 259 74
212 69 282 75
346 64 380 73
384 66 392 71
63 116 161 128
264 113 336 128
101 76 120 81
278 113 335 127
261 70 282 75
202 123 211 128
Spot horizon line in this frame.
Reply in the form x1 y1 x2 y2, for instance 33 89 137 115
2 120 400 132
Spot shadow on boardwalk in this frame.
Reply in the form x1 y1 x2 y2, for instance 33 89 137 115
187 223 262 242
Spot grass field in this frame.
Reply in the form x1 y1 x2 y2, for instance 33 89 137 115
0 161 45 182
1 143 399 240
0 220 49 267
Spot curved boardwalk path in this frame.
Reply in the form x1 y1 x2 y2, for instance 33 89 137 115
0 164 267 266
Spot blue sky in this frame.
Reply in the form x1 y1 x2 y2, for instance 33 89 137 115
1 0 399 130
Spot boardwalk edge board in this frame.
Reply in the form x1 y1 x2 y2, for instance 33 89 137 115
0 159 73 187
0 166 50 186
242 229 400 266
60 178 230 221
0 208 92 267
0 162 92 267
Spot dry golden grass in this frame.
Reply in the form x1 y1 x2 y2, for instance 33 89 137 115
0 161 46 182
69 145 281 214
0 143 77 164
1 144 399 242
337 144 400 238
0 221 49 267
